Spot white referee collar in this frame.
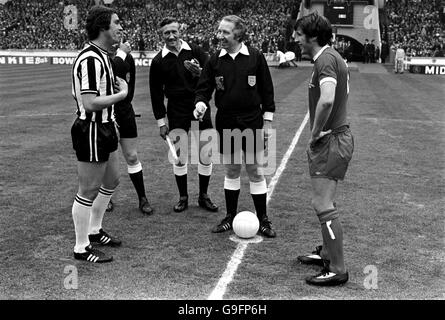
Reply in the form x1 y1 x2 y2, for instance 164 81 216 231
162 40 191 58
313 45 330 62
219 42 249 57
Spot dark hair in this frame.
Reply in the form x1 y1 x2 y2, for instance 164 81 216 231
222 15 247 41
159 17 179 29
294 12 332 47
86 5 116 41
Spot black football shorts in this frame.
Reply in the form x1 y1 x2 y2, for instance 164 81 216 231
71 118 118 162
215 110 265 157
115 105 138 139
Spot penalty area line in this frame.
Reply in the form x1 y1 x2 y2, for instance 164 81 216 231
207 111 310 300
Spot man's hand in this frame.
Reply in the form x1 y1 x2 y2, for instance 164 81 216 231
184 58 202 77
120 41 131 54
193 101 207 121
263 120 273 144
160 125 169 140
309 130 332 150
114 77 128 98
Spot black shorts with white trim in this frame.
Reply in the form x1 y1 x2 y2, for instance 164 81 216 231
71 118 118 162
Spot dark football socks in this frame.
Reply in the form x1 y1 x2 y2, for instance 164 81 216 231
198 163 212 195
173 164 188 197
321 218 346 274
250 180 268 220
224 177 240 217
128 162 146 200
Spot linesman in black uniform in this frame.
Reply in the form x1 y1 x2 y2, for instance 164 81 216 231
149 17 218 213
108 40 154 215
194 15 277 237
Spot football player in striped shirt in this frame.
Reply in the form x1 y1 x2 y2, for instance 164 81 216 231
70 6 128 263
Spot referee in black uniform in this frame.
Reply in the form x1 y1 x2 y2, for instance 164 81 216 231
150 17 218 213
194 15 276 237
108 40 154 215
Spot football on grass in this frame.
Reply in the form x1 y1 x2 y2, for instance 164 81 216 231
233 211 259 239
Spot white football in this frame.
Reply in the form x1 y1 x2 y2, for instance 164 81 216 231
284 51 296 61
233 211 259 239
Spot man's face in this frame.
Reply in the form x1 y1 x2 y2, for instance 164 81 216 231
217 20 239 50
104 14 123 45
161 22 180 49
294 27 313 57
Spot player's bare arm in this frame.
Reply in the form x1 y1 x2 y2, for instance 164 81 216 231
310 81 336 147
83 77 128 112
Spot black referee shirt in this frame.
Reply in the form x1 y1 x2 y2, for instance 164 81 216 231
149 41 209 121
195 44 275 117
112 49 136 111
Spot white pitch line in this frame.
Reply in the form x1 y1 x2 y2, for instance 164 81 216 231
207 111 310 300
266 111 310 204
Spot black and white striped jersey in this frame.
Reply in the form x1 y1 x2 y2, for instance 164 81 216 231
71 42 116 123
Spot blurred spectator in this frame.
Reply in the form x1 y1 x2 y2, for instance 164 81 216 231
370 39 376 63
375 42 380 62
363 39 371 63
138 35 146 58
344 40 352 62
381 39 389 63
393 44 405 73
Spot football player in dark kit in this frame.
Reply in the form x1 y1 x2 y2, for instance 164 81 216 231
107 39 154 215
194 15 276 238
149 17 218 213
294 13 354 286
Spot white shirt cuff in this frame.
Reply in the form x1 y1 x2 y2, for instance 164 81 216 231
116 49 127 61
319 77 337 86
264 112 274 121
157 118 166 127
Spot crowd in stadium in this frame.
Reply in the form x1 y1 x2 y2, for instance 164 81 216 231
384 0 444 57
0 0 297 53
1 0 444 58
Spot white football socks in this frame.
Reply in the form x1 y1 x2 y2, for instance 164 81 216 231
89 186 114 235
72 194 92 253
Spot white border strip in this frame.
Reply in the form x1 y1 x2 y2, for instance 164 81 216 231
208 111 310 300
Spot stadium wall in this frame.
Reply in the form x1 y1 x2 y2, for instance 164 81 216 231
0 50 282 67
0 50 156 67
